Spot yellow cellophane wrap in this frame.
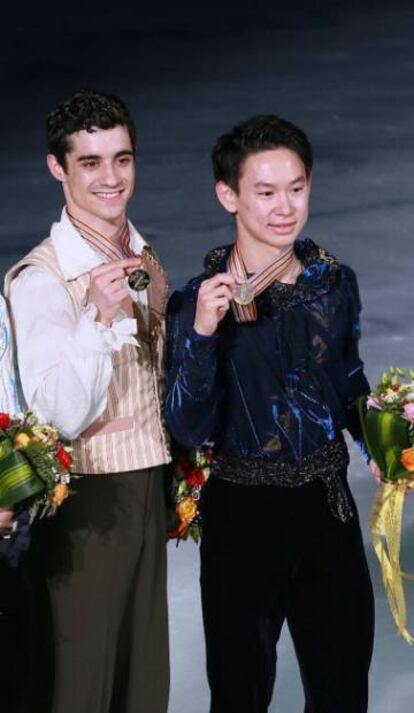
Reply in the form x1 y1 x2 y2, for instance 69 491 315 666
370 480 414 644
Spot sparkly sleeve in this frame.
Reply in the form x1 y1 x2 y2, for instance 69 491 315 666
341 267 370 460
165 281 220 447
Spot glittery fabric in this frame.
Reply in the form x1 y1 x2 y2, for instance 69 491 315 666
165 238 370 466
211 436 353 522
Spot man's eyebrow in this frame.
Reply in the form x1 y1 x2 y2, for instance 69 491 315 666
254 176 306 188
254 181 275 188
77 154 100 162
115 150 134 158
77 149 134 162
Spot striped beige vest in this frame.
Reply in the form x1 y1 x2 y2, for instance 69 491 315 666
4 238 171 474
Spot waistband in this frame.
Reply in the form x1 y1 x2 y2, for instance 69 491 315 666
211 437 353 523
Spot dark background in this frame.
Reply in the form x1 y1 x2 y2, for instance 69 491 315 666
2 3 414 710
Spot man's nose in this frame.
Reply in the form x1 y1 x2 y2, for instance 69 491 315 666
100 162 120 185
273 192 292 215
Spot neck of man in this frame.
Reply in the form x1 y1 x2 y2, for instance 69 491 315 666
66 204 127 245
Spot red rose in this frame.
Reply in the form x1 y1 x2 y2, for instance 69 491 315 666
186 468 205 487
57 447 73 469
0 413 10 430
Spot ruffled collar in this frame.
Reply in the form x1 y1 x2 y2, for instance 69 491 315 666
203 238 340 313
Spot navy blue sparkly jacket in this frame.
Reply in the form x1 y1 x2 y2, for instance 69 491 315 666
165 239 370 464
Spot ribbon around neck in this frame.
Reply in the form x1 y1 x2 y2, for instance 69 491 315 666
227 243 294 322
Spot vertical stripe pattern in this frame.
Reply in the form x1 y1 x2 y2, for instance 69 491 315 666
5 238 171 475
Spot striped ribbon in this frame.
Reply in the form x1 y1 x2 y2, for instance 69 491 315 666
227 243 295 322
67 211 132 261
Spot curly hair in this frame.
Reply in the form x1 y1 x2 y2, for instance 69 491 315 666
212 114 312 191
47 90 136 169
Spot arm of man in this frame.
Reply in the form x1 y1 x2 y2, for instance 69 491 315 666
9 265 138 440
341 266 381 479
165 273 235 448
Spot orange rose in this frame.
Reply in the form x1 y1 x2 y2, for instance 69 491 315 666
400 447 414 472
52 483 69 506
176 497 197 526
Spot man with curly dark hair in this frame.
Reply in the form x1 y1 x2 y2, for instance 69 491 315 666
166 115 378 713
5 90 170 713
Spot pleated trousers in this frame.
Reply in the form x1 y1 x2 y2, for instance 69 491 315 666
40 466 169 713
200 473 374 713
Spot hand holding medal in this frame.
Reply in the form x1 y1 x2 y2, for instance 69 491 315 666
194 273 238 337
89 256 144 326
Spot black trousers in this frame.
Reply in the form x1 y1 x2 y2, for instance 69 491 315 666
200 474 374 713
0 546 54 713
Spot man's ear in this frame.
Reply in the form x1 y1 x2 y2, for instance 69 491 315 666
46 154 67 183
215 180 238 215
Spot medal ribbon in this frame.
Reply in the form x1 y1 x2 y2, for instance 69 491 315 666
67 210 132 261
227 243 295 322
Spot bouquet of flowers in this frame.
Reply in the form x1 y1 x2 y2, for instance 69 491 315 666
167 447 212 543
358 367 414 643
0 410 73 520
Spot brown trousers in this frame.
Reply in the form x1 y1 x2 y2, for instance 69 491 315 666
40 466 169 713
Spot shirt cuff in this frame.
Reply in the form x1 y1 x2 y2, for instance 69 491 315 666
77 304 139 353
188 327 218 343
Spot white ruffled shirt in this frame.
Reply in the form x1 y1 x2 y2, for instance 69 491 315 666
8 209 149 440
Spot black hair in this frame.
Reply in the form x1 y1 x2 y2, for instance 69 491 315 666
212 114 312 191
47 90 136 169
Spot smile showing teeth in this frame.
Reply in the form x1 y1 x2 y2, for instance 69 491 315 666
95 191 123 199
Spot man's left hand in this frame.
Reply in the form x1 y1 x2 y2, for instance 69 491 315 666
0 507 14 536
369 459 383 483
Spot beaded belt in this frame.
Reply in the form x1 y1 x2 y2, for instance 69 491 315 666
211 437 353 523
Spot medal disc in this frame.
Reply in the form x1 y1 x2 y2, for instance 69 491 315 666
128 269 151 292
233 282 255 305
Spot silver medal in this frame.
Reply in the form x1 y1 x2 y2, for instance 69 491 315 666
233 282 255 305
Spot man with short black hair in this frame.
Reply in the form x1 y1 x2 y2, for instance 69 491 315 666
166 114 376 713
5 90 170 713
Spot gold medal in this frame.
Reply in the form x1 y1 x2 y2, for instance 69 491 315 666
233 282 255 305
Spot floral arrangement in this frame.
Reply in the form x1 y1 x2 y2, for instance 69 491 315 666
0 410 73 519
359 367 414 644
360 367 414 480
167 447 212 543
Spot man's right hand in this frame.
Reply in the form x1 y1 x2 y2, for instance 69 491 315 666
194 273 236 337
88 257 143 326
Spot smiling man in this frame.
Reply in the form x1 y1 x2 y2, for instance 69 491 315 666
4 91 170 713
165 115 375 713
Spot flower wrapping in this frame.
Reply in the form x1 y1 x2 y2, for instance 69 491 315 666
358 368 414 644
0 411 73 521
